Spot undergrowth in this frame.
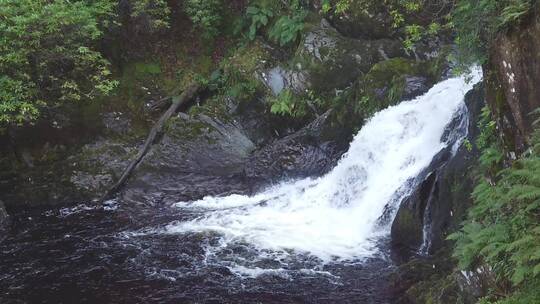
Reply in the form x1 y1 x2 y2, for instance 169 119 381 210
450 107 540 303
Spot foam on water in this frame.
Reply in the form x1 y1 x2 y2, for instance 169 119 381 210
167 69 482 262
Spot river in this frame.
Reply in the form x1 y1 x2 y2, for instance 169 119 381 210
0 70 481 303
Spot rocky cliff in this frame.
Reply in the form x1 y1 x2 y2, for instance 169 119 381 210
485 8 540 154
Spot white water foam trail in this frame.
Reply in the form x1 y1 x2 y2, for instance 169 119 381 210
167 69 482 263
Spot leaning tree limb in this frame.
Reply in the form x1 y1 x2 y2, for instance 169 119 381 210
100 83 202 202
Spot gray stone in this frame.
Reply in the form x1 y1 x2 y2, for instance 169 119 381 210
121 112 257 205
278 19 405 94
402 76 430 100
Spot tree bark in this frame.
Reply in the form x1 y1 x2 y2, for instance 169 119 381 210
100 83 202 202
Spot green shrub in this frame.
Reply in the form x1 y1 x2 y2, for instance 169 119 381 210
130 0 171 30
245 4 274 40
269 89 315 117
0 0 118 127
450 108 540 302
268 11 307 46
184 0 223 37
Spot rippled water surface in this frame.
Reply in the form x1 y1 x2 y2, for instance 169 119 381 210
0 203 397 304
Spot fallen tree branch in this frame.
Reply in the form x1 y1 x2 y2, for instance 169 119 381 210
100 83 202 202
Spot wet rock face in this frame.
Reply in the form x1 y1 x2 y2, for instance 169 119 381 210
486 11 540 153
121 108 346 204
391 84 486 304
121 113 257 205
391 83 485 254
391 249 479 304
244 111 344 191
402 76 430 100
391 172 438 251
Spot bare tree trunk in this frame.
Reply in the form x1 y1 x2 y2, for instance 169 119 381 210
100 83 202 202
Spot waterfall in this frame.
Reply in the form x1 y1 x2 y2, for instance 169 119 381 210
166 69 482 264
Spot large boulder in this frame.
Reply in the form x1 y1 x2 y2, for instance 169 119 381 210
244 111 345 191
274 19 405 94
121 110 257 205
391 249 480 304
356 58 435 110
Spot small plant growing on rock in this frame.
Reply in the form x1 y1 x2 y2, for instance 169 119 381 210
268 11 307 47
184 0 223 37
245 5 274 40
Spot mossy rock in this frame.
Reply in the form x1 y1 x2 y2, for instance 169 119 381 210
285 19 404 94
325 1 395 39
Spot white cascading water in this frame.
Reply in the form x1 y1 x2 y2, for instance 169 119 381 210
166 69 482 264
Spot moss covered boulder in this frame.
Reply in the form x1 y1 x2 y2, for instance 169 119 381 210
325 2 395 39
280 19 405 94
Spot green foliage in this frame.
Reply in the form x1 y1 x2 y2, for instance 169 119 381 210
463 138 474 152
222 67 259 102
245 5 274 40
239 0 308 46
478 281 540 303
0 0 118 127
184 0 223 37
269 11 307 46
499 0 532 28
205 65 254 102
450 107 540 302
130 0 171 30
270 90 295 115
322 0 533 66
0 77 39 125
476 106 504 173
403 22 441 50
269 88 322 118
450 154 540 285
269 89 309 117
